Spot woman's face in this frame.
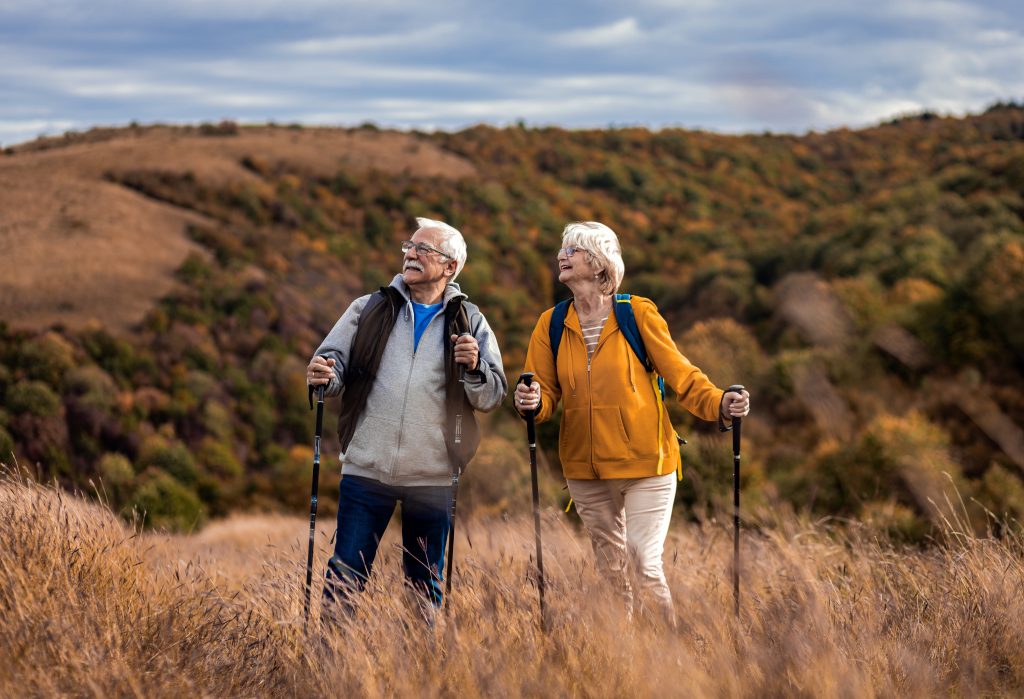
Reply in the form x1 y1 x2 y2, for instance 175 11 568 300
557 243 597 286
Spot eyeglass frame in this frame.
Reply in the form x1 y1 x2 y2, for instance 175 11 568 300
401 240 454 260
558 245 590 258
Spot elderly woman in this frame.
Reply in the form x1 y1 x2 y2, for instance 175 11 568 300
515 221 750 625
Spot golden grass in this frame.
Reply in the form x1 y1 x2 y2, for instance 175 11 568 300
2 469 1023 698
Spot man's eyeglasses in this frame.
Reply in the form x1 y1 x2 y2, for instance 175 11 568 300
401 240 453 260
559 246 590 258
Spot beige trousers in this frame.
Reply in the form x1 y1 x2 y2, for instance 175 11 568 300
567 473 677 621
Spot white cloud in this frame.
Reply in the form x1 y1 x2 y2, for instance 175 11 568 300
554 18 645 48
0 0 438 22
65 78 284 108
190 56 489 87
881 0 992 26
279 22 461 54
0 0 1021 139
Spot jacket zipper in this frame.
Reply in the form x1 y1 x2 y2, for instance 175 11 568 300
392 308 416 480
392 296 458 480
585 313 617 479
586 336 600 479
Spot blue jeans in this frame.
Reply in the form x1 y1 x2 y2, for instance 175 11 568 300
323 475 452 614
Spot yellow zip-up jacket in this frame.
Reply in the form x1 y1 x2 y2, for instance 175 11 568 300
522 296 724 480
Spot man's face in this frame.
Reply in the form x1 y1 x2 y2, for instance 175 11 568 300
401 227 456 287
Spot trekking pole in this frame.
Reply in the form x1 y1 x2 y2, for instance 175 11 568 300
445 332 472 601
445 471 459 601
719 384 745 618
519 372 547 632
304 383 325 631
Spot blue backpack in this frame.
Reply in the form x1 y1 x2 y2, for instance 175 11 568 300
547 293 684 482
548 293 665 398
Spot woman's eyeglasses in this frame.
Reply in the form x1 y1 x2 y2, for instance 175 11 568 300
559 246 589 258
401 240 453 260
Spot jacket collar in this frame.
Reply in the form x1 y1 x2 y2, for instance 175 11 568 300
389 274 466 308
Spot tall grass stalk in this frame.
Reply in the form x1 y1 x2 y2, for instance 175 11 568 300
2 469 1022 697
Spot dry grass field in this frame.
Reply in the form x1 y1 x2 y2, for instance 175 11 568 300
3 467 1023 698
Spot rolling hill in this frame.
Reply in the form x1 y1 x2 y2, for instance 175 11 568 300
0 108 1022 537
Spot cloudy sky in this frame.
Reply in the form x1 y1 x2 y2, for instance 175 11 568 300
1 0 1022 146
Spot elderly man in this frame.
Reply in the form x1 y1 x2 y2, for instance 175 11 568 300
307 217 507 614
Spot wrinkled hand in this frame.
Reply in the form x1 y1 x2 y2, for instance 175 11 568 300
307 356 336 386
514 380 541 412
722 389 750 418
451 334 479 370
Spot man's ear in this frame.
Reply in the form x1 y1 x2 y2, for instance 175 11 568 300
444 260 457 278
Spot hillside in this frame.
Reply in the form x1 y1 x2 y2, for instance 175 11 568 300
0 123 475 331
0 109 1022 537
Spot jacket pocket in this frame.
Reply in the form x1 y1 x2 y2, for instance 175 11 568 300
559 407 591 464
394 415 451 480
591 406 630 462
619 404 660 459
343 414 400 473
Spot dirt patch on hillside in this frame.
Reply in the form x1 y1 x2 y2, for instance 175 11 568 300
0 126 476 332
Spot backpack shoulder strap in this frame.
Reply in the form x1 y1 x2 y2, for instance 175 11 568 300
614 293 666 400
613 293 653 371
617 293 671 475
548 299 572 362
359 288 387 318
443 296 480 474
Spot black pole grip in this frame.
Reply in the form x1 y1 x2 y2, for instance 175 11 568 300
718 384 746 432
520 373 536 444
456 332 473 383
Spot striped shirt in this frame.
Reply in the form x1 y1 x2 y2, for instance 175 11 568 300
581 312 609 362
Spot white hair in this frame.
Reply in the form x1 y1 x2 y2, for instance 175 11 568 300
561 221 625 294
415 216 467 281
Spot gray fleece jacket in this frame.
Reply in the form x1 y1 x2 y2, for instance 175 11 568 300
313 275 507 486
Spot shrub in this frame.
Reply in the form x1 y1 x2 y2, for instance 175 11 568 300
977 463 1024 531
197 437 243 482
66 365 118 412
126 468 206 531
201 401 235 442
97 452 135 486
137 436 199 486
363 207 391 245
96 452 135 505
677 318 767 390
809 412 971 537
270 445 318 510
7 380 61 417
14 332 76 387
79 327 152 383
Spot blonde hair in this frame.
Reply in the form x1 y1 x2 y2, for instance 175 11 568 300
415 216 467 281
561 221 624 294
